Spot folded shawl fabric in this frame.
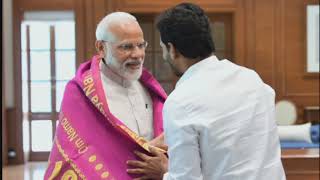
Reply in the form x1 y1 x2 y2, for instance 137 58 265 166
44 55 167 179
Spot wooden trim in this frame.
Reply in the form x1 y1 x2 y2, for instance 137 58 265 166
2 33 8 166
243 0 255 69
50 26 56 114
233 0 245 66
12 0 24 164
304 106 319 124
52 119 57 140
303 0 320 75
13 0 78 163
17 0 73 11
270 0 277 88
26 25 31 115
29 152 50 161
285 93 320 97
74 0 86 67
6 107 24 164
113 0 237 13
303 73 320 78
30 113 52 120
106 0 116 12
209 13 234 61
26 25 32 161
2 87 7 166
50 26 58 140
279 0 319 100
282 0 288 98
281 149 320 178
85 0 96 59
274 0 285 101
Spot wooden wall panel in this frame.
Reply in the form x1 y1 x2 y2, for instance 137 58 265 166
76 0 112 63
233 0 246 66
243 0 255 69
242 0 319 122
83 0 96 59
254 0 276 87
284 0 318 94
282 149 320 180
277 0 319 121
274 0 286 100
74 0 86 68
2 48 8 166
114 0 237 13
93 0 108 25
6 108 24 164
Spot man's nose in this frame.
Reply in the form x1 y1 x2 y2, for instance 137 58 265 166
130 47 145 59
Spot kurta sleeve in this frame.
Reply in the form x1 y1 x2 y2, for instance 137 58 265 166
163 99 203 180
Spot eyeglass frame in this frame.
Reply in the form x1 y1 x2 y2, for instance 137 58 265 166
101 40 148 54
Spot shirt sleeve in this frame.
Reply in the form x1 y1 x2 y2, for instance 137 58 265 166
163 99 203 180
163 172 169 180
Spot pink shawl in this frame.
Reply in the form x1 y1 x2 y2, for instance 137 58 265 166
44 55 167 179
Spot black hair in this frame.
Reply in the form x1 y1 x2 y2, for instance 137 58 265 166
156 3 215 60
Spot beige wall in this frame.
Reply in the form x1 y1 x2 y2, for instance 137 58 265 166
3 0 14 166
3 0 15 108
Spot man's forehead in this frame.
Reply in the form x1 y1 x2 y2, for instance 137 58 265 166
109 21 143 42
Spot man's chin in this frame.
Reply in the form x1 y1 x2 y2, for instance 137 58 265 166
123 69 142 81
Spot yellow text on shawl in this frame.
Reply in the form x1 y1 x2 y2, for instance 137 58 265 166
83 73 106 116
60 117 88 154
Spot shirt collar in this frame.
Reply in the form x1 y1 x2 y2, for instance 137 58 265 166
176 55 219 88
99 60 134 88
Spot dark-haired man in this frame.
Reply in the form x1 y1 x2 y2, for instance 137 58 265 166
127 3 285 180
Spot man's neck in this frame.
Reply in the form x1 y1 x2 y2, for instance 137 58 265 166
181 53 214 73
180 58 200 74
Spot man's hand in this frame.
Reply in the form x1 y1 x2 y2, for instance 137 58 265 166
148 133 168 151
127 145 168 180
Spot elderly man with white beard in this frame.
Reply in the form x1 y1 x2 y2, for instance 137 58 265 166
44 12 167 179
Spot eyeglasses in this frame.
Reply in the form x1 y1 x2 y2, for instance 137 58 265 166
103 40 148 53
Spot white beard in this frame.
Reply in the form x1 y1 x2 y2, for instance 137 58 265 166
105 48 143 81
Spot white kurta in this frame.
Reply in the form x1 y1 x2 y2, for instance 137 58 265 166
163 56 286 180
100 61 154 140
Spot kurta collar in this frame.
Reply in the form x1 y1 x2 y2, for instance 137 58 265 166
176 55 219 88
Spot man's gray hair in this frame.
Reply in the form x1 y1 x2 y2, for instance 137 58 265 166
95 12 137 42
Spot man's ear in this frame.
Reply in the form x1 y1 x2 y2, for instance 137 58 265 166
95 41 105 58
168 42 178 60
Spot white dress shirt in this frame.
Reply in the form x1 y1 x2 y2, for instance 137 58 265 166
100 61 154 140
163 56 285 180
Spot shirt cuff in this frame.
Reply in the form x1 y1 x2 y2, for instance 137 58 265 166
163 172 169 180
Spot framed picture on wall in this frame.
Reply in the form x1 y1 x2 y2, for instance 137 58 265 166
306 5 319 73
